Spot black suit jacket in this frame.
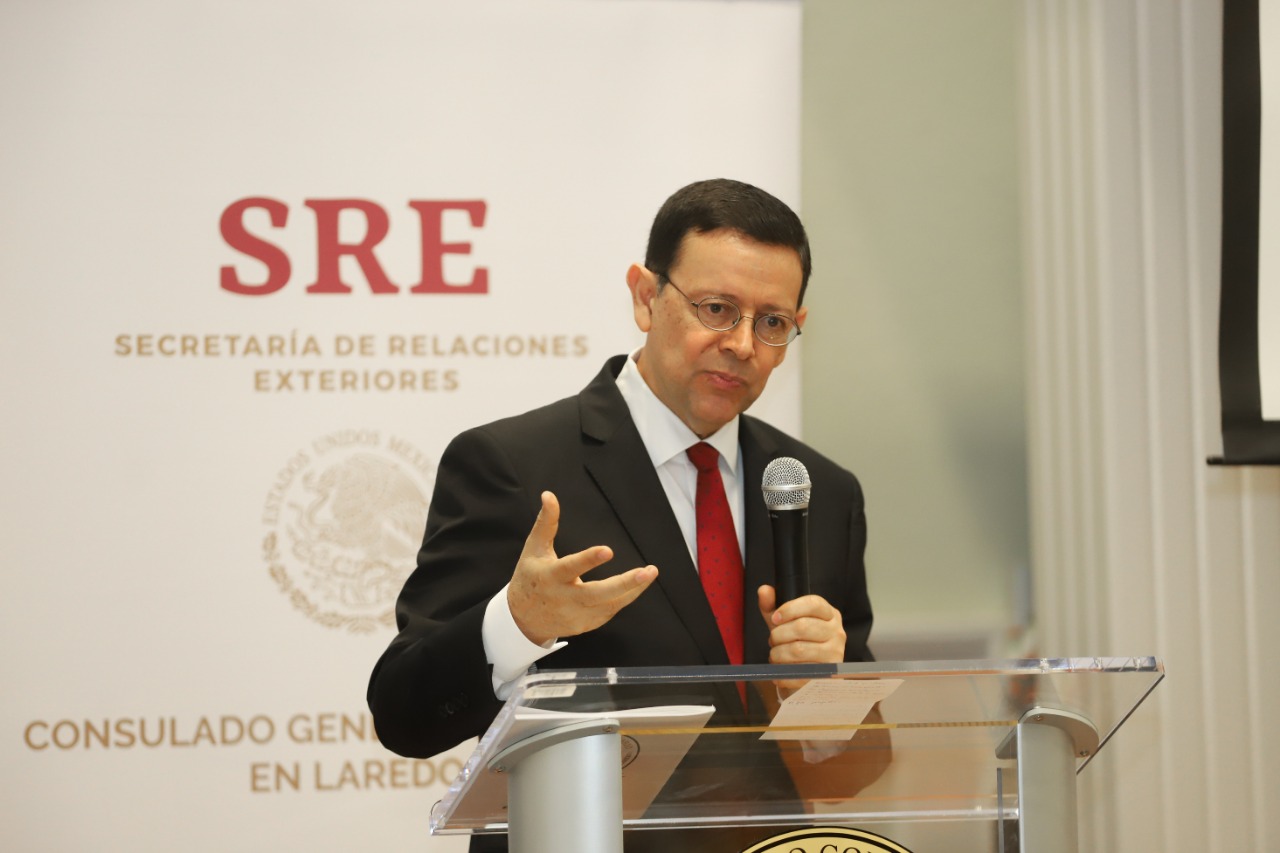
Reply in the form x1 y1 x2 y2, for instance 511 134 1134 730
367 356 873 849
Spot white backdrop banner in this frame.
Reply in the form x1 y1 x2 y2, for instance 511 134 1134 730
0 1 801 849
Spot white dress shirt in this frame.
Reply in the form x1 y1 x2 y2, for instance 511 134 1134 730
480 351 745 697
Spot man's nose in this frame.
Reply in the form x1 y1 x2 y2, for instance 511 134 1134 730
720 318 756 359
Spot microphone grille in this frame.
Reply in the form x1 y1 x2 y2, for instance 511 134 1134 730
762 456 811 508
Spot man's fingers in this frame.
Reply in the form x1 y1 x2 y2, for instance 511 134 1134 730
757 584 778 623
766 592 846 665
770 593 837 626
770 641 840 665
583 565 659 605
523 491 561 556
549 544 615 582
578 565 659 607
768 615 843 646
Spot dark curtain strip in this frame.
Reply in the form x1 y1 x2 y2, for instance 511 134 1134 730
1218 0 1280 463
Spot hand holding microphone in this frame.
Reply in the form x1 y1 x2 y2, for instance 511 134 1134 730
758 457 846 666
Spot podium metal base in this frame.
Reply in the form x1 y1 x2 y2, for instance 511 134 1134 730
490 719 624 853
996 707 1099 853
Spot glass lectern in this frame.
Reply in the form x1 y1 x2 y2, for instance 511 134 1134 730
430 657 1163 853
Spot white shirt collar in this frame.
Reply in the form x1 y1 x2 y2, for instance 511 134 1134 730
615 349 741 472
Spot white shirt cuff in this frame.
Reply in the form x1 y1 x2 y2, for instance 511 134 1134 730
482 583 567 700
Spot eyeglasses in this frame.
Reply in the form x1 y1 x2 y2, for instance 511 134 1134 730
660 275 801 347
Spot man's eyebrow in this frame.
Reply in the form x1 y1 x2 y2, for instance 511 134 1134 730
745 297 798 316
758 302 797 315
699 286 796 316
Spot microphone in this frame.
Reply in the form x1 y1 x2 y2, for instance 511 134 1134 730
762 457 811 605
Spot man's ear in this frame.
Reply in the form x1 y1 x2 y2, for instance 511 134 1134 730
626 264 658 333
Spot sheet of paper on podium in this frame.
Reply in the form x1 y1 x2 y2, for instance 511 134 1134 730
761 678 902 740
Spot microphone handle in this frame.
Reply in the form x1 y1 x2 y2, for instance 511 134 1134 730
769 507 810 604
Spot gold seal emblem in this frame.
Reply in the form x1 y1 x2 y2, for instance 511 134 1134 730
742 827 914 853
262 430 433 631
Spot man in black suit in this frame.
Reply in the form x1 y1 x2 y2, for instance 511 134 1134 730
368 179 874 850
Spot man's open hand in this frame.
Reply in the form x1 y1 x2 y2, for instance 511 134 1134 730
508 491 659 646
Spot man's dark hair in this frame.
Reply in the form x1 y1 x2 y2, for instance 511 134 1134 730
644 178 812 305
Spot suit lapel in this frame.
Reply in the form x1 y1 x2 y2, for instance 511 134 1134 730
578 357 731 666
741 417 782 664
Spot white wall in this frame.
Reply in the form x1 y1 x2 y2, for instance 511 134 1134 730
802 1 1280 847
800 0 1030 655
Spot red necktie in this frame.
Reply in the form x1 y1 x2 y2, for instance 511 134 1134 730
686 443 745 677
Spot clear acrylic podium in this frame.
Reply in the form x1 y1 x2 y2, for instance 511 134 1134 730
430 657 1163 853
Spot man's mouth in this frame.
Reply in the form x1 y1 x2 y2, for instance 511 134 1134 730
703 370 747 390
